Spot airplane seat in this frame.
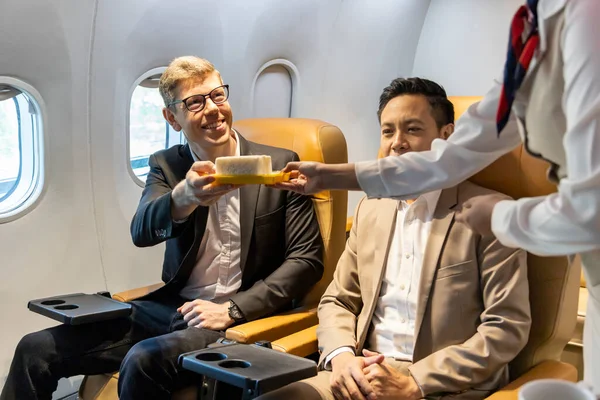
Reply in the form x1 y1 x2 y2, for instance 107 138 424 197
561 262 587 380
290 97 580 399
469 139 580 399
78 118 348 400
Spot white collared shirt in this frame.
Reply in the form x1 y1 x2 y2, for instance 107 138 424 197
355 0 600 258
179 131 243 302
325 191 441 367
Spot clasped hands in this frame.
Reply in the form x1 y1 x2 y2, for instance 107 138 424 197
329 350 421 400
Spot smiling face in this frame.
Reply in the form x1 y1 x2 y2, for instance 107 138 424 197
162 71 234 153
379 94 453 157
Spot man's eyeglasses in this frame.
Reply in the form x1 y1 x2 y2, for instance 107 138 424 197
168 84 229 112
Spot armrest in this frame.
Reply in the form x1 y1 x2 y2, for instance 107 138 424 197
485 360 578 400
271 325 318 357
225 307 317 343
112 283 165 302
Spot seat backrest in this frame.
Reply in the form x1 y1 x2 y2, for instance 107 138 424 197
449 96 580 379
233 118 348 307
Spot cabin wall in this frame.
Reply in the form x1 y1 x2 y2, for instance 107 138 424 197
413 0 524 95
0 0 100 396
0 0 522 396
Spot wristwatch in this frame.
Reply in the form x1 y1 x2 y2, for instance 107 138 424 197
228 300 245 323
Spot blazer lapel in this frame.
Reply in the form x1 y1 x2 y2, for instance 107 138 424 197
173 144 208 284
357 199 398 350
238 135 260 271
369 202 398 296
413 186 458 342
176 143 195 180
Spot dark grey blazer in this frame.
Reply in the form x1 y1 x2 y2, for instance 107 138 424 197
130 133 324 321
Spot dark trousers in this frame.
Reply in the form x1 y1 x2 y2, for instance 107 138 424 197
0 293 224 400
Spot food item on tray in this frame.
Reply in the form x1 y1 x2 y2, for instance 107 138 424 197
215 155 273 175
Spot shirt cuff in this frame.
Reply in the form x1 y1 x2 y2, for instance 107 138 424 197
323 347 355 371
354 160 388 198
491 199 521 249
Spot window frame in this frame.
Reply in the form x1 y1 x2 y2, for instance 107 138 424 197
250 59 300 118
126 66 170 187
0 77 46 223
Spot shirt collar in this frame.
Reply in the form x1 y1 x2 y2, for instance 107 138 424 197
398 190 442 215
190 129 241 162
537 0 566 20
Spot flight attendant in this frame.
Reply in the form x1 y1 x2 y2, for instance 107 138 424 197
276 0 600 392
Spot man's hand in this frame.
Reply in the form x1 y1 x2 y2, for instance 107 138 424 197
171 161 239 220
455 193 506 236
329 351 384 400
361 350 421 400
177 299 234 331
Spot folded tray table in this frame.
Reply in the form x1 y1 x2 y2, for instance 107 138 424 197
28 293 132 325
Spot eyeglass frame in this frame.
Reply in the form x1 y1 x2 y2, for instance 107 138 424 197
167 84 230 112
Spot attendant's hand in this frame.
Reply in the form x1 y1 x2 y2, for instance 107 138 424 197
361 350 421 400
455 193 506 236
178 299 234 330
171 161 239 220
329 351 385 400
271 161 325 195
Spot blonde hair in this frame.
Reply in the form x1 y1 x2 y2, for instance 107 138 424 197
159 56 221 107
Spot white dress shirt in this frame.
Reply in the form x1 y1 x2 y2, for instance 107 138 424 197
354 0 600 259
179 132 243 302
325 191 441 368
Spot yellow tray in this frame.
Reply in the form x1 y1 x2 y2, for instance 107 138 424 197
213 171 291 185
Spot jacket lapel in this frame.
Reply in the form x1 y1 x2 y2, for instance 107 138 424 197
174 144 208 285
413 186 458 342
357 199 398 350
238 135 260 271
177 143 195 180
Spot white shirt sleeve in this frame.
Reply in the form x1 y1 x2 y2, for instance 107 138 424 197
323 346 355 371
491 0 600 256
355 80 522 200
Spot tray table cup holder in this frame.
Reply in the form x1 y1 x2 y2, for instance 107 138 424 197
27 293 132 325
179 343 317 399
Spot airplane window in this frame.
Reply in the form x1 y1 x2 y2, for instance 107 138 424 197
129 70 185 184
0 81 44 221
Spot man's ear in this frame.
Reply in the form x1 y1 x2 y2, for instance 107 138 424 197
163 107 182 131
440 123 454 140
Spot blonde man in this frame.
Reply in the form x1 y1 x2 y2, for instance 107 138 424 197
2 57 323 400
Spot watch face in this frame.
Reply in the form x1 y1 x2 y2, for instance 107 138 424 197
229 303 243 320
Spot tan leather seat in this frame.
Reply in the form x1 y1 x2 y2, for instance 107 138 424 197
78 118 348 400
469 132 580 399
561 257 587 380
274 97 580 400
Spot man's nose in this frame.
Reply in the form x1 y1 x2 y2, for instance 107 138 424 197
391 133 406 152
203 97 219 114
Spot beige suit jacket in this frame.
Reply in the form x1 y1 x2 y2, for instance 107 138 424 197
317 181 531 397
